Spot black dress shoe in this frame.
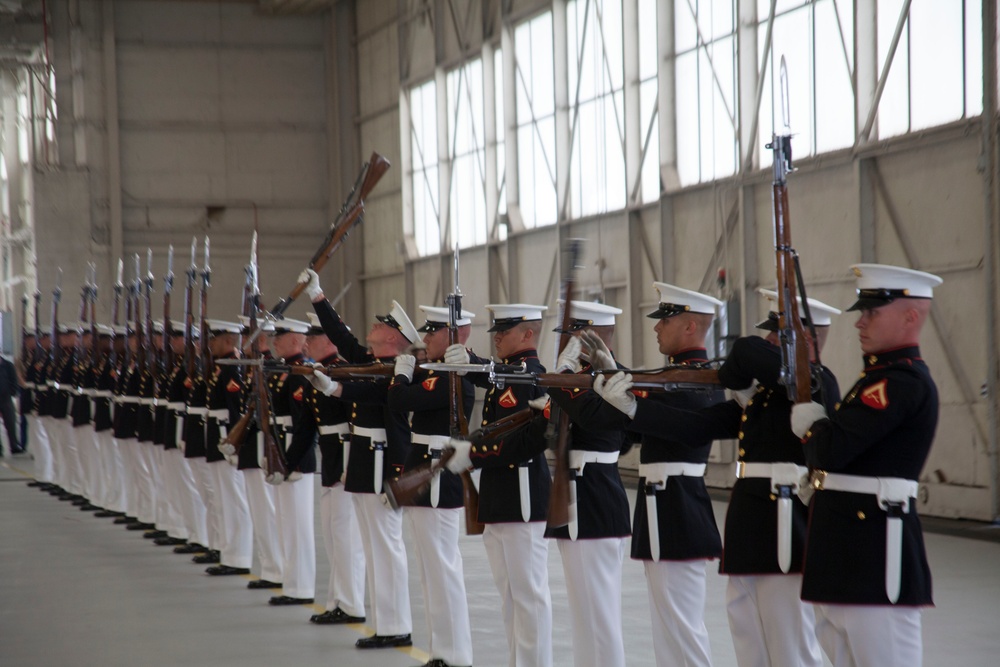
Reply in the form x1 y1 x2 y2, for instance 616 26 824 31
143 530 168 539
355 634 412 649
78 504 100 512
71 497 89 506
192 550 220 564
46 486 65 495
126 522 156 531
94 510 121 518
57 493 77 501
153 536 187 546
113 516 138 525
268 595 314 606
310 608 366 625
206 564 251 576
424 660 464 667
247 579 282 590
27 481 44 487
173 543 206 554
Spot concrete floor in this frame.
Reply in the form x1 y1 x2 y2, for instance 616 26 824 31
1 455 998 667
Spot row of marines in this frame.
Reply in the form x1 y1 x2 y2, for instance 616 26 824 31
19 260 941 667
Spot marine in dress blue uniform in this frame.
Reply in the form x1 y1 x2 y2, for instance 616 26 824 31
202 320 254 576
304 312 366 625
791 264 942 667
591 283 725 667
305 275 414 649
388 305 476 667
543 301 631 667
264 318 318 605
445 303 553 667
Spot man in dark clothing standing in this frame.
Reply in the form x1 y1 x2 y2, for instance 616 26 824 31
0 355 20 455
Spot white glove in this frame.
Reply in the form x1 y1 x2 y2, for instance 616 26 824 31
555 336 583 374
298 268 323 301
394 354 416 382
264 471 284 486
287 471 303 482
580 330 616 371
528 396 550 412
225 453 239 467
445 437 472 473
593 372 637 419
308 368 340 396
218 440 236 457
444 343 471 375
733 382 757 409
791 401 827 439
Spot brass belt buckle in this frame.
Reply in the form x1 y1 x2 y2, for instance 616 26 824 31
736 460 746 479
811 469 827 490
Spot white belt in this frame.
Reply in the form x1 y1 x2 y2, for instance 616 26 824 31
318 423 351 436
273 415 292 429
814 473 918 510
737 462 808 487
47 380 57 389
186 406 208 416
207 409 229 421
352 426 387 442
93 390 113 398
410 433 450 448
167 402 184 411
151 398 162 407
118 396 141 405
569 449 619 475
139 397 155 406
23 382 35 390
639 462 706 487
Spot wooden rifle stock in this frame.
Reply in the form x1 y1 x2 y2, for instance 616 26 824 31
222 406 254 456
509 367 721 391
270 152 390 318
387 407 539 510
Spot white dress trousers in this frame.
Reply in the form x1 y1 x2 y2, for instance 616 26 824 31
813 603 922 667
407 506 473 666
96 430 125 513
243 466 283 584
175 454 208 547
726 574 823 667
352 492 412 636
210 459 253 568
158 448 189 541
274 473 316 599
482 521 553 667
644 559 714 667
78 423 102 504
319 483 365 617
558 537 627 667
29 415 54 483
134 441 158 525
117 437 140 519
193 458 221 550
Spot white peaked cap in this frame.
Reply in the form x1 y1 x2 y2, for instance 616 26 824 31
847 263 943 311
757 289 841 328
272 318 311 334
205 319 242 334
485 303 548 332
418 305 476 331
555 300 622 330
647 282 723 318
376 301 421 343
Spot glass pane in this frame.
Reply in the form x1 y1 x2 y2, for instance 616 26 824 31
910 0 963 131
814 0 854 153
675 0 698 53
638 0 658 81
676 50 701 186
965 0 983 117
495 51 505 144
639 79 660 203
876 0 910 138
452 152 487 249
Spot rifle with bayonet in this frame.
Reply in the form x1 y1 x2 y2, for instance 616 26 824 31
88 263 98 368
144 249 156 378
422 361 721 392
76 268 90 361
198 238 213 382
32 290 42 366
133 254 146 372
216 357 395 381
162 246 174 373
111 259 123 369
50 269 63 368
220 234 258 457
768 57 815 405
247 232 288 479
266 152 390 320
183 239 197 381
546 239 583 529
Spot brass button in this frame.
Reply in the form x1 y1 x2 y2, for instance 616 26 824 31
868 355 877 365
857 511 866 520
573 388 579 393
769 494 776 501
738 448 745 457
508 464 515 469
741 414 747 422
492 445 498 451
482 419 488 426
738 432 744 440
